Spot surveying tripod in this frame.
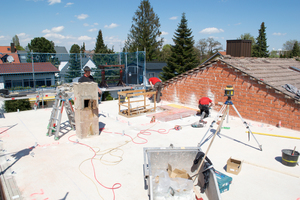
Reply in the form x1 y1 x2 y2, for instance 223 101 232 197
47 89 75 140
198 95 263 151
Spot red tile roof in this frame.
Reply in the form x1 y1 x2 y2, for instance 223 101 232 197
0 46 20 64
0 46 13 53
0 62 59 74
219 51 226 55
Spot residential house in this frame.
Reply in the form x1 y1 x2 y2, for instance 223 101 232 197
146 61 166 79
0 62 59 89
0 43 20 64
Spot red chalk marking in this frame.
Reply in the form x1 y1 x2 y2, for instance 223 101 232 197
30 189 44 197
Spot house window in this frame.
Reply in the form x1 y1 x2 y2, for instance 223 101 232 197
24 79 33 87
12 80 23 87
36 79 45 87
148 72 155 78
46 78 52 86
5 80 12 89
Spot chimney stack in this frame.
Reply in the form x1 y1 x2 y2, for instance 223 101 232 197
226 40 252 57
10 43 16 53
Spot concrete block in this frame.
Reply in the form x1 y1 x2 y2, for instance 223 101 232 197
73 82 99 138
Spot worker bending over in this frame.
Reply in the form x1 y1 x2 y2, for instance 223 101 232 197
198 97 214 119
148 77 162 103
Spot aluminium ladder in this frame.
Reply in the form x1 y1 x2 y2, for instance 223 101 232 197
33 92 40 109
47 89 75 140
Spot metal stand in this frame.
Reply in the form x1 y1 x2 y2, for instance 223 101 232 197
198 97 262 151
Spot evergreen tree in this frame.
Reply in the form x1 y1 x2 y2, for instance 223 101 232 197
291 41 300 57
66 44 81 82
95 30 109 53
80 42 86 53
160 13 198 81
124 0 163 61
252 22 269 57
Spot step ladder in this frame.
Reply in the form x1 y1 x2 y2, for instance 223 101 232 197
33 92 40 109
47 89 75 140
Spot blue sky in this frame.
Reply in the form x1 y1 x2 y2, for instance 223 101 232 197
0 0 299 53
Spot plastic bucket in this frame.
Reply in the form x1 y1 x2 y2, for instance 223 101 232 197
281 149 299 167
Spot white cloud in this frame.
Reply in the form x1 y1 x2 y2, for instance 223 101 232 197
48 0 61 5
44 33 66 39
0 36 4 39
65 2 73 7
17 33 27 37
234 23 241 26
88 28 97 32
42 29 51 33
52 26 64 32
104 23 119 29
83 23 89 26
104 36 121 45
76 14 88 20
199 27 224 34
161 31 168 36
273 32 287 36
169 16 177 20
78 36 92 41
94 23 99 26
44 33 75 40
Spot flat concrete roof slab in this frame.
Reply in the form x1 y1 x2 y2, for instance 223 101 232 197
0 99 300 200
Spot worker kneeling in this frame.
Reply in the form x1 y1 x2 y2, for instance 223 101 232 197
198 97 214 119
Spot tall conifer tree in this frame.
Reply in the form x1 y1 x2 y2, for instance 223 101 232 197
252 22 269 57
291 41 300 57
124 0 163 61
160 13 198 81
66 44 81 82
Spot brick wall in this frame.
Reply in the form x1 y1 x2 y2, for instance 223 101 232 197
162 61 300 131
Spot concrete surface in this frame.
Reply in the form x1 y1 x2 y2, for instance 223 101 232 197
0 97 299 200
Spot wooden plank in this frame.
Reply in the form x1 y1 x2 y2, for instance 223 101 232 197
127 91 156 97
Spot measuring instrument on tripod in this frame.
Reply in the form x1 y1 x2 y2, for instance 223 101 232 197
198 85 262 151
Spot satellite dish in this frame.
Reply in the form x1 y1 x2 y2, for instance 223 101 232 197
7 56 14 63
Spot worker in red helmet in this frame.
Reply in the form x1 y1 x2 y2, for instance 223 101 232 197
148 77 162 103
198 97 214 119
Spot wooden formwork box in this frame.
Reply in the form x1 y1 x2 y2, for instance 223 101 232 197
118 89 156 117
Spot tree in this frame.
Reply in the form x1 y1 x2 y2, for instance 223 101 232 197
66 44 81 82
237 33 255 44
160 13 199 81
95 30 109 53
207 38 222 55
124 0 163 61
81 42 86 53
195 38 222 63
28 37 55 53
196 39 207 62
12 35 25 51
252 22 269 57
291 41 300 57
27 37 56 62
283 40 299 51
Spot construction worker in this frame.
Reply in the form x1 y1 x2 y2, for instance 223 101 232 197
198 97 214 119
79 66 102 103
148 77 162 103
